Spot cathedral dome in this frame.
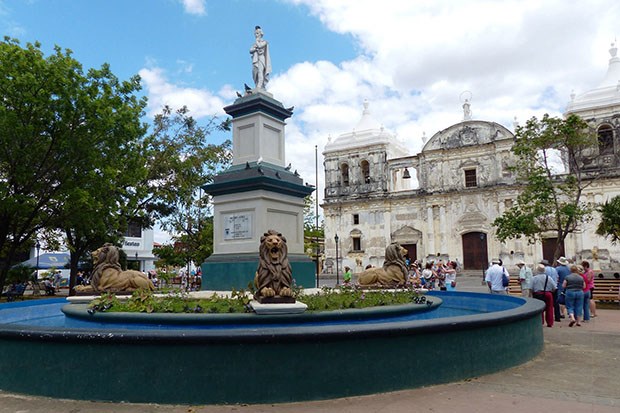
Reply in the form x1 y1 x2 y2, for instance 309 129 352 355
324 100 409 158
566 42 620 113
422 120 514 152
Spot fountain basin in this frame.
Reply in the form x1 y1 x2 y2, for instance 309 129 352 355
0 291 544 404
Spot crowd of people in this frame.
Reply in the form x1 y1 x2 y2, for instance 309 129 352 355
486 257 597 328
147 268 202 291
406 259 459 291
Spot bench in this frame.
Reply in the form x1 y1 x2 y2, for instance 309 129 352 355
2 283 27 302
508 275 619 302
593 278 620 302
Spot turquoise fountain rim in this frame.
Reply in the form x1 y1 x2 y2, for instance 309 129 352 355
0 292 543 344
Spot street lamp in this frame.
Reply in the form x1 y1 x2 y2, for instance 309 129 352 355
479 233 486 282
334 233 340 286
35 240 41 281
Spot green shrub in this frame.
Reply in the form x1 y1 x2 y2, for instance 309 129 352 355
87 286 420 314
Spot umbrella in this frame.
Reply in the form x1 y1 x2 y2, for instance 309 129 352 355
16 253 70 269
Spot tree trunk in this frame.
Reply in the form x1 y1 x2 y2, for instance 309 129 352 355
68 252 81 297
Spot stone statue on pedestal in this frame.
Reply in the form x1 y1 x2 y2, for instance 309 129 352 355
250 25 271 90
254 230 294 303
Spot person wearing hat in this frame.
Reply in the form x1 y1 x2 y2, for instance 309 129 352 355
485 259 507 294
555 257 571 318
421 262 436 289
532 264 557 327
516 260 533 297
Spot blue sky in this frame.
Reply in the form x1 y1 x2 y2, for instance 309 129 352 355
2 0 619 243
2 1 356 91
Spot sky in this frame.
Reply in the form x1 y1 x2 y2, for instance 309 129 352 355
2 0 619 244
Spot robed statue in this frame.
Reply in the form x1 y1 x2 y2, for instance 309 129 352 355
250 25 271 89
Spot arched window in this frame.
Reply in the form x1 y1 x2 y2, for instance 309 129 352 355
340 163 350 186
598 124 614 155
360 160 370 184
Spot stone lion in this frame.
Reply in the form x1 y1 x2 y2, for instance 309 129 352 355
254 230 293 300
357 242 408 286
75 243 154 293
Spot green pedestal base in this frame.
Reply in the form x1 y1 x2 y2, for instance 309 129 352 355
201 253 316 291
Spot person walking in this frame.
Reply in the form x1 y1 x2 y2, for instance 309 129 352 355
580 261 596 321
485 259 507 294
541 259 561 322
532 264 557 327
563 265 585 327
555 257 571 318
516 260 533 297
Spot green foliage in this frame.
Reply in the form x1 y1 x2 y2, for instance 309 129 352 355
303 194 324 258
0 38 231 294
153 217 215 268
492 114 597 259
6 265 34 284
87 286 421 314
90 288 252 314
139 106 231 226
153 244 187 269
88 292 120 314
596 196 620 244
141 106 231 267
0 37 147 293
301 286 419 311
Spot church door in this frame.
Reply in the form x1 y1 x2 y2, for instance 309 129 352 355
542 238 565 264
462 232 488 270
402 244 417 263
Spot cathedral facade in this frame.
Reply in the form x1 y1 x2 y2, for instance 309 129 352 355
322 43 620 274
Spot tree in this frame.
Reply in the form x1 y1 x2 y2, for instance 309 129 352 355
493 114 598 262
134 105 231 226
51 65 148 292
596 195 620 245
0 38 145 294
153 244 187 269
142 106 231 269
303 194 323 260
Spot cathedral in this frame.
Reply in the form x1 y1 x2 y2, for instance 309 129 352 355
322 43 620 274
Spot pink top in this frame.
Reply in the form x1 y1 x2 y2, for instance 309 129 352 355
582 269 595 291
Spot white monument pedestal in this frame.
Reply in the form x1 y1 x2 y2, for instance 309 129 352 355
201 92 315 290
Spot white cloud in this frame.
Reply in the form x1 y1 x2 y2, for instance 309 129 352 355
144 0 620 221
138 66 227 118
179 0 206 16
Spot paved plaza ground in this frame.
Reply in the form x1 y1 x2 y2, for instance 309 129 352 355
1 275 619 412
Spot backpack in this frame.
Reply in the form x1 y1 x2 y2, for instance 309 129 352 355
501 268 510 287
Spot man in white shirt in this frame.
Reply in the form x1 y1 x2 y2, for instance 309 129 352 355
485 259 507 294
517 260 533 297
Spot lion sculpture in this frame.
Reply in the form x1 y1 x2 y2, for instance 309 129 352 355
254 230 293 301
75 243 154 293
357 242 408 286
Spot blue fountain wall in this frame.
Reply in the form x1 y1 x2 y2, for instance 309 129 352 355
201 252 315 290
0 291 544 404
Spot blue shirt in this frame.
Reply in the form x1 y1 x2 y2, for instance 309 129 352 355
555 265 570 293
544 265 558 284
